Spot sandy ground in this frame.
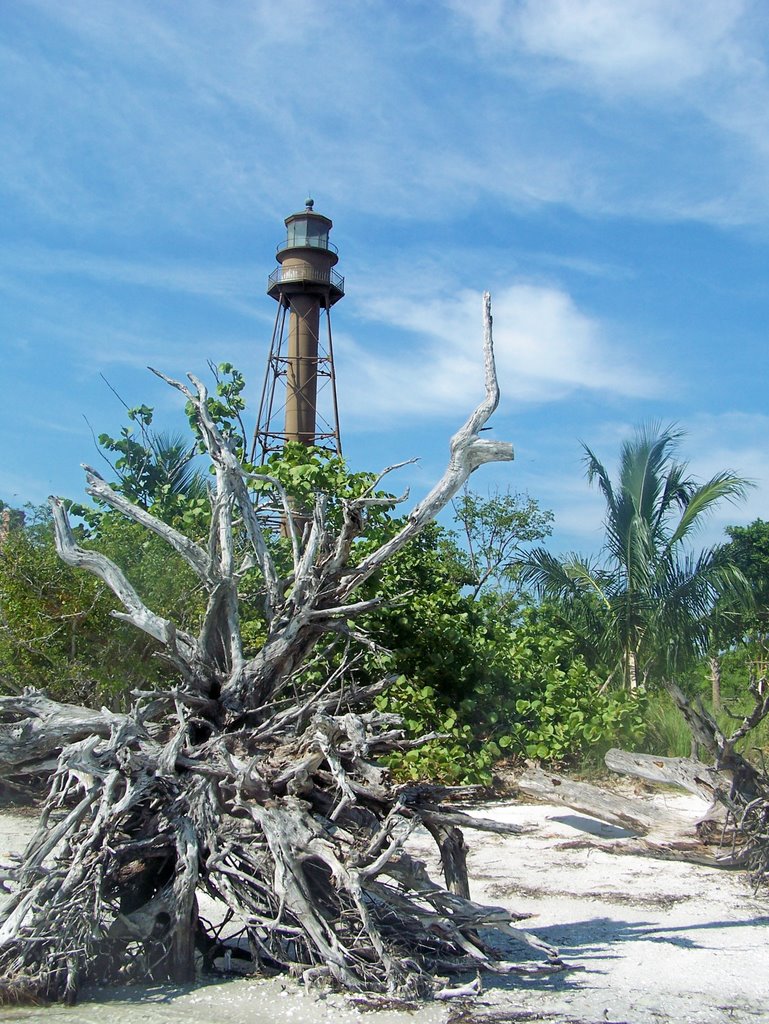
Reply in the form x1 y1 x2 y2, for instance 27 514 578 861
0 793 767 1024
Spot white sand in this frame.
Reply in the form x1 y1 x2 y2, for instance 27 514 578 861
1 795 767 1024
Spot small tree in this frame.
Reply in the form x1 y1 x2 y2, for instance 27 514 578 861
717 520 769 661
452 487 553 604
522 424 751 689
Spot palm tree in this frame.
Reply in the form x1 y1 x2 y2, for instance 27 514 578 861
147 430 209 502
521 424 752 689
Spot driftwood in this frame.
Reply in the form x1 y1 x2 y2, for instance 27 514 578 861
0 295 568 1005
519 678 769 882
517 766 682 835
603 748 726 802
0 694 138 794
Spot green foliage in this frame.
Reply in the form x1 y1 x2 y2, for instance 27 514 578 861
717 519 769 654
375 678 497 785
476 606 646 765
372 600 647 783
186 362 250 463
452 487 553 604
363 522 486 702
92 405 208 520
0 366 250 708
0 506 170 706
92 514 204 628
2 366 652 780
632 684 769 761
254 442 397 533
630 690 692 758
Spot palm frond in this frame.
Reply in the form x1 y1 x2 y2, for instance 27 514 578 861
582 444 617 521
149 431 209 498
520 548 612 607
666 471 753 549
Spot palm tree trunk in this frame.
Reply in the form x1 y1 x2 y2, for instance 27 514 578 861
709 654 722 714
627 648 638 691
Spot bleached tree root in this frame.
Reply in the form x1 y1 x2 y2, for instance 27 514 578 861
0 692 565 1004
0 294 564 1003
0 692 135 796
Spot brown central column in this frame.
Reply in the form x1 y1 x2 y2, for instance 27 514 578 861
285 294 321 445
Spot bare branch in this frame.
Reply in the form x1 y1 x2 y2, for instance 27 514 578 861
358 459 417 499
244 470 301 568
83 466 211 582
341 293 513 593
50 498 199 665
151 368 283 623
307 596 385 619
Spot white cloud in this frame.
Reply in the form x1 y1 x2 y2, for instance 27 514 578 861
335 285 660 424
450 0 746 95
513 0 744 95
4 0 767 231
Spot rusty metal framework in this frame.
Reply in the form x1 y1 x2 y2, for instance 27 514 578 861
251 296 342 465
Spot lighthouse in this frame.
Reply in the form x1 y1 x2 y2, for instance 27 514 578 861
252 199 344 463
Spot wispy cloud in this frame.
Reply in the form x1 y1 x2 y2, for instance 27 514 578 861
0 245 268 320
5 0 769 232
445 0 769 223
507 0 745 95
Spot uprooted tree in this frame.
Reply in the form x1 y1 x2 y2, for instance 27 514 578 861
0 295 566 1004
519 674 769 887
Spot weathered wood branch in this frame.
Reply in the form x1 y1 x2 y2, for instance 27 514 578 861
50 499 199 667
0 693 563 1003
604 748 727 802
663 679 765 801
520 684 769 880
83 466 211 582
340 293 514 595
0 692 138 780
150 368 283 623
518 766 680 835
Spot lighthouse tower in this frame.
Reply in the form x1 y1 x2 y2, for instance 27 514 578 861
252 199 344 463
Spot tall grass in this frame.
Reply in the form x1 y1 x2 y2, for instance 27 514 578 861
633 691 692 758
629 689 769 764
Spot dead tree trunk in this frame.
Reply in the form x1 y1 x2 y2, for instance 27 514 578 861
0 295 565 1005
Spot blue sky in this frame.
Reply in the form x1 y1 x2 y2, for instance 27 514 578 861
2 0 768 556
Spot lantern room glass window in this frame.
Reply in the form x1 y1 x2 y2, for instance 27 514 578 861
287 217 329 249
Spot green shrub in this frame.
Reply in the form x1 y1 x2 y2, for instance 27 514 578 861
373 607 648 783
0 507 172 707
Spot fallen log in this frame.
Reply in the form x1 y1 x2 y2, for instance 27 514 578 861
604 748 727 803
517 766 681 835
519 708 769 879
517 765 730 865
